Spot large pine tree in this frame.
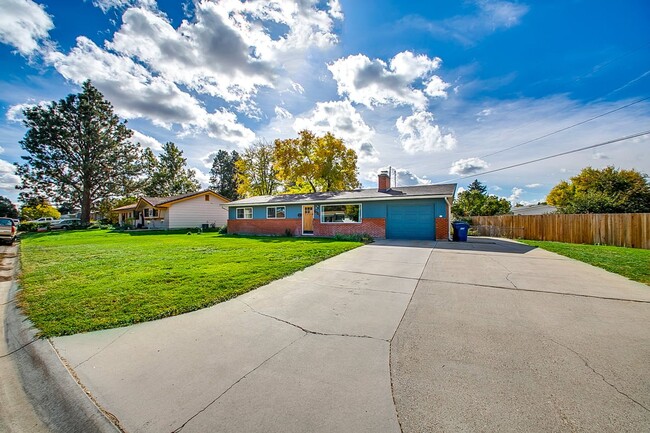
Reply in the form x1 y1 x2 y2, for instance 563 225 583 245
16 81 142 224
141 142 200 197
209 150 240 200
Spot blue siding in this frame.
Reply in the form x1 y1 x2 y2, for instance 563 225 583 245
230 198 448 240
361 202 386 218
229 204 302 220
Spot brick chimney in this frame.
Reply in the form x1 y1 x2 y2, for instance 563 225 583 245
378 170 390 192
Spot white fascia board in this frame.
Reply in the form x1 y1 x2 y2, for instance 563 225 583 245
226 194 454 208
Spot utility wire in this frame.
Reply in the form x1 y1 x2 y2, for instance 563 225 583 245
477 95 650 159
426 42 650 173
436 129 650 184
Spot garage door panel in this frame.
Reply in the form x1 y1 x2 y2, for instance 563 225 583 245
386 204 435 239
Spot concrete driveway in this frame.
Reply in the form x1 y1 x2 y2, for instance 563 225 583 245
51 238 650 433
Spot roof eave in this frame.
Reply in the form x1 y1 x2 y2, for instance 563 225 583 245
227 193 455 207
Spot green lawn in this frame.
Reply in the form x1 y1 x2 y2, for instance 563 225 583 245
519 240 650 286
19 230 362 337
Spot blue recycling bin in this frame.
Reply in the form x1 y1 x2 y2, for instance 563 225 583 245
452 221 470 242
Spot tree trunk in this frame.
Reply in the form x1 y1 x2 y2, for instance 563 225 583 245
81 185 92 224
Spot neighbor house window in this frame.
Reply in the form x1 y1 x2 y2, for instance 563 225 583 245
205 194 210 201
236 207 253 219
267 206 286 219
143 208 159 218
321 204 361 223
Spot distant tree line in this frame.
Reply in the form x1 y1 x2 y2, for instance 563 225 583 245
13 81 361 223
452 180 511 218
547 166 650 213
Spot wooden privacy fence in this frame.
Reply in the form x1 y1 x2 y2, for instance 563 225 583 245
471 213 650 249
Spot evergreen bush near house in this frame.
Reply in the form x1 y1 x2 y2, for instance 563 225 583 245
333 233 373 243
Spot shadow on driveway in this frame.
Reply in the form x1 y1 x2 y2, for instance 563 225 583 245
373 237 536 254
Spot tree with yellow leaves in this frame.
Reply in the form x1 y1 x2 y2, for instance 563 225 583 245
273 130 360 193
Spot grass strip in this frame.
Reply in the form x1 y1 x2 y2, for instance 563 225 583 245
19 230 361 336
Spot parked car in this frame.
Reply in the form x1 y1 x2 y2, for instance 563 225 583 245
0 218 16 245
30 217 56 223
50 218 82 230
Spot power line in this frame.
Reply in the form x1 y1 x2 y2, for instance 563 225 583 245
477 95 650 159
424 43 650 173
436 129 650 185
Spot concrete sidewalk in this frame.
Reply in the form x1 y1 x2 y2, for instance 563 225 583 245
53 242 433 433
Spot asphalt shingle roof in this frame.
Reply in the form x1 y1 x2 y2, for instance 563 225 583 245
227 184 456 206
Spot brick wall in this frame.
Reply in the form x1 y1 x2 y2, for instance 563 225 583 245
228 218 301 236
313 218 386 239
436 217 449 240
228 217 387 239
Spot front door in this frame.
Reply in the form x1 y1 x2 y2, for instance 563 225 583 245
302 205 314 234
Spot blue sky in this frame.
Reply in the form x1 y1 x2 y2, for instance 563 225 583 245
1 0 649 205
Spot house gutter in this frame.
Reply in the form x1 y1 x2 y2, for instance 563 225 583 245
226 193 454 207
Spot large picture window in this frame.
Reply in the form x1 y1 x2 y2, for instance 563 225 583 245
321 204 361 223
267 206 286 219
236 207 253 219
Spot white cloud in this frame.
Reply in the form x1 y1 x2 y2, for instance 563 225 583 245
404 0 529 46
393 168 431 186
525 183 541 188
0 159 21 191
274 106 293 119
291 81 305 94
293 100 378 161
0 0 53 56
46 37 255 145
328 51 447 109
131 130 163 150
491 185 502 191
507 187 523 204
191 167 210 188
92 0 154 13
364 167 431 187
449 157 489 176
107 5 276 103
6 102 38 122
424 75 450 99
0 0 54 56
396 111 456 154
592 152 609 160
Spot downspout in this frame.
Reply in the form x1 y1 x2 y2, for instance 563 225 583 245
444 196 452 241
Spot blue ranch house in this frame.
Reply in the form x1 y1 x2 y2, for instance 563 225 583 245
227 171 456 240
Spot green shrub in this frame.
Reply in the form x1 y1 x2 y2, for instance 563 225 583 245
333 233 373 243
218 225 228 234
18 222 51 232
284 228 293 237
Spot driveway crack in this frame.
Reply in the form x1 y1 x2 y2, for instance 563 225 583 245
548 338 650 413
389 247 435 433
238 299 388 342
73 328 130 368
170 335 304 433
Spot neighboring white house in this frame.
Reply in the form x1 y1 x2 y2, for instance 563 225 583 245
113 190 230 229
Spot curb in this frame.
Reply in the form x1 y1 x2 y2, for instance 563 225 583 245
4 249 121 433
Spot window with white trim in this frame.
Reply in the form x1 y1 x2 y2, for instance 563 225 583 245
320 204 361 223
236 207 253 219
267 206 286 219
